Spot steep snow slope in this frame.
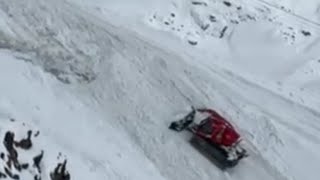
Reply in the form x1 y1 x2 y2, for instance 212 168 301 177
0 51 167 180
70 0 320 110
0 0 320 180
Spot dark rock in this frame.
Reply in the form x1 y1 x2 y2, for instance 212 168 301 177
50 160 70 180
301 30 311 36
3 131 20 171
192 1 208 6
4 131 15 152
223 1 232 7
188 40 198 46
4 167 19 179
4 167 11 177
209 15 216 22
6 149 19 168
0 171 6 178
34 131 40 137
201 24 210 31
21 163 29 170
171 13 175 17
164 21 170 25
220 26 228 38
0 152 5 160
15 130 33 150
12 174 20 180
34 175 41 180
14 162 22 172
33 150 44 173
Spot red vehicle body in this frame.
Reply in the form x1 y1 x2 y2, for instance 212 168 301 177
169 107 248 169
194 109 240 147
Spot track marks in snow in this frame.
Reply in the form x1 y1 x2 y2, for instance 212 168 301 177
2 0 319 179
86 32 290 179
179 65 291 180
198 64 320 180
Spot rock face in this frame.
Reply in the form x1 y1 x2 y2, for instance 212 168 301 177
0 120 71 180
50 160 71 180
33 150 44 174
15 130 33 150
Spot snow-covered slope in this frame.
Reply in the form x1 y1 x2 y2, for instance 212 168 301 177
0 0 319 180
69 0 320 108
0 51 167 180
263 0 320 23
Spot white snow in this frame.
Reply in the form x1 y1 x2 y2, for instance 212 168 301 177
0 50 167 180
0 0 319 180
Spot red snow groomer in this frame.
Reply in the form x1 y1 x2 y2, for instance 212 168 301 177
169 107 248 169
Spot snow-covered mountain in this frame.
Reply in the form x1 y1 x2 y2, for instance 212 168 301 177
0 0 319 180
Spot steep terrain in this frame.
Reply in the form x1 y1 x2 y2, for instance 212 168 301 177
0 0 319 180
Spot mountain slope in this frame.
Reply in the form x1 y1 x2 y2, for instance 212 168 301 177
0 50 167 180
0 0 319 180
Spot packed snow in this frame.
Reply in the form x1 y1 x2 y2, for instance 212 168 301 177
0 0 319 180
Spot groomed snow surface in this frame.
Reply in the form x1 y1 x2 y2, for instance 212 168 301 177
0 0 319 180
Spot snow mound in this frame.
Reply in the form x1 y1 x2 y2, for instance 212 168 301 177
145 0 316 47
